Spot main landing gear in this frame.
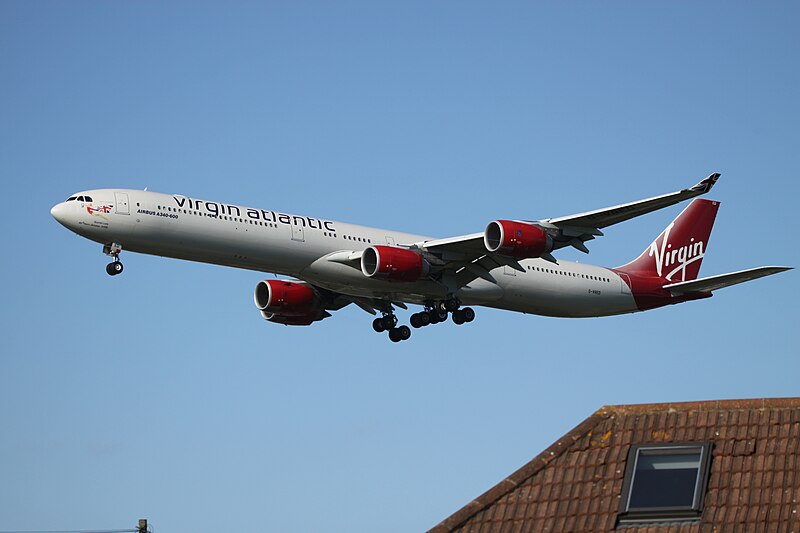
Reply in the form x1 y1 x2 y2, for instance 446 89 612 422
371 298 476 342
372 313 412 343
411 298 475 329
103 242 124 276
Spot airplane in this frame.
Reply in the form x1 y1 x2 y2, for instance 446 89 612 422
50 173 791 342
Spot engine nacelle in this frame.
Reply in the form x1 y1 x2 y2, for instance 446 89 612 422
260 310 320 326
484 220 553 259
254 279 320 316
361 245 430 282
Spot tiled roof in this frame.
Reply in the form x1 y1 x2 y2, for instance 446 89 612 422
429 398 800 533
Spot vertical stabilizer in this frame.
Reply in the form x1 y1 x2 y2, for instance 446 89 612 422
616 198 719 282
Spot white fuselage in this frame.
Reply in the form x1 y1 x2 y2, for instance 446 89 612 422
51 189 640 318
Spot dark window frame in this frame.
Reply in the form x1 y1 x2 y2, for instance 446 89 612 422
617 442 713 525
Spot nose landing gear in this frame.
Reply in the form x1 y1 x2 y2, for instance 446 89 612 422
103 242 124 276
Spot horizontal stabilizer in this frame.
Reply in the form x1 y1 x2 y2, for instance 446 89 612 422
662 266 792 295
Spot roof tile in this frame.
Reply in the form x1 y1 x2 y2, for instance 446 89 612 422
429 398 800 533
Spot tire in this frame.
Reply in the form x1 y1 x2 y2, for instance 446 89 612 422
418 312 431 326
388 329 401 342
397 325 411 340
463 307 475 322
381 315 396 330
410 313 421 328
452 311 465 325
372 317 385 333
106 262 123 276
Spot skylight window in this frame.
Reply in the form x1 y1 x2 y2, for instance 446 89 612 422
618 442 712 524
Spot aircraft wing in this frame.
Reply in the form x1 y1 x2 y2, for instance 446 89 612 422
413 173 721 283
541 172 719 231
662 266 793 295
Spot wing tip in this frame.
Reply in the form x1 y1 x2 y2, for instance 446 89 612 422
767 266 794 273
689 172 721 193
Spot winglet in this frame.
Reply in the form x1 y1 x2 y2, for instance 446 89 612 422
689 172 720 194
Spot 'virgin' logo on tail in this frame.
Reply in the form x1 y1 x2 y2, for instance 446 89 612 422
648 222 705 281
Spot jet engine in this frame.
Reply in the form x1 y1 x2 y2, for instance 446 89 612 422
254 279 321 316
254 280 329 326
361 245 430 282
484 220 554 259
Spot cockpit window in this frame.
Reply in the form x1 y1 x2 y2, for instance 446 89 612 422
67 196 77 201
84 196 93 202
77 196 85 202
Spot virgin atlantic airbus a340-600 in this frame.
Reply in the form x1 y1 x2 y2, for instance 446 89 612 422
51 173 791 342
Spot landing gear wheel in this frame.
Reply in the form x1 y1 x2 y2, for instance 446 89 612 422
397 325 411 340
410 312 432 328
462 307 475 322
452 310 466 325
106 261 123 276
380 314 397 330
372 317 386 333
388 325 411 342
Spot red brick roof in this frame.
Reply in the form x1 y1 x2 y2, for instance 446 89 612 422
429 398 800 533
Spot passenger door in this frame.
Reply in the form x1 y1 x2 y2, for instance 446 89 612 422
115 192 130 215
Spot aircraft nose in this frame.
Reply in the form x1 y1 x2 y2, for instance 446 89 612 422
51 202 68 224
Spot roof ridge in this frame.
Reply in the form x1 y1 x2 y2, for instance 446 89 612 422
603 397 800 414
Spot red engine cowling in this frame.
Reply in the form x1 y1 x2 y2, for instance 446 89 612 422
484 220 553 258
254 280 320 316
361 245 430 282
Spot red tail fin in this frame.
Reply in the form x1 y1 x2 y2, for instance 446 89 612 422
617 198 719 282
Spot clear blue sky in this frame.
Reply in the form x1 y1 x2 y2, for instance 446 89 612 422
1 2 798 532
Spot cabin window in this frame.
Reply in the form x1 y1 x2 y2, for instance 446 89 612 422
618 442 712 524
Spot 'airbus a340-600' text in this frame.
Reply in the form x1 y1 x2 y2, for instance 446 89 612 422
51 174 791 342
